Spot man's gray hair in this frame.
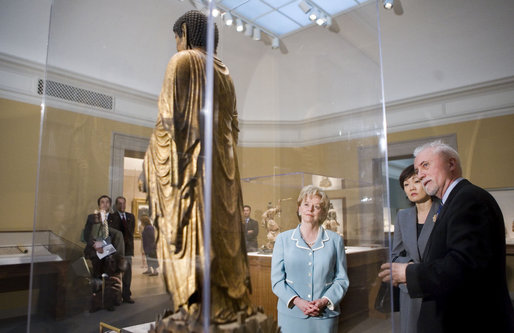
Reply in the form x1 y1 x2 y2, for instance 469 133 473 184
413 140 462 173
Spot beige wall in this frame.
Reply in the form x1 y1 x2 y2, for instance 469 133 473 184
238 138 378 246
237 113 514 246
0 98 40 231
0 97 152 244
2 98 514 287
388 114 514 189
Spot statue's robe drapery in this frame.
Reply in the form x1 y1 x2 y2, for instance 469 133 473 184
143 49 252 322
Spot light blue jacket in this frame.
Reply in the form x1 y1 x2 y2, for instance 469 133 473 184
271 224 349 319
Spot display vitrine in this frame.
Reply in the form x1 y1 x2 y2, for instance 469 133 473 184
1 0 396 332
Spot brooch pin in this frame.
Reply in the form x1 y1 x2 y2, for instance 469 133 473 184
433 205 443 223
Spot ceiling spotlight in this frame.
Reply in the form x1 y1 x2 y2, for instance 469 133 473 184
244 24 253 37
236 19 244 32
309 8 319 21
298 1 312 14
383 0 394 10
211 8 221 17
253 28 261 41
222 12 233 26
316 15 327 26
271 37 280 49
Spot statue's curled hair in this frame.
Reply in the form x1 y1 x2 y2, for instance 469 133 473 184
173 10 219 52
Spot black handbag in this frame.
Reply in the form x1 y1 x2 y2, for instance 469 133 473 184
374 282 400 313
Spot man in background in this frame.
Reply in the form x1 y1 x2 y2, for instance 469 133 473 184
243 205 259 252
110 196 135 304
84 195 125 277
83 195 125 311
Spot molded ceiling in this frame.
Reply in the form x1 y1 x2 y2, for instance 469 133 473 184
0 0 513 124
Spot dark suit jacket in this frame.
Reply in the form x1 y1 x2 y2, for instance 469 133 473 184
109 211 135 256
244 218 259 252
83 213 125 259
406 179 514 332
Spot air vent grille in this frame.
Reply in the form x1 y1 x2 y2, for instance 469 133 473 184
38 79 113 110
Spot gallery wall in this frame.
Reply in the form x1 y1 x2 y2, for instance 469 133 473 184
388 114 514 189
2 96 513 251
0 98 40 232
0 97 152 244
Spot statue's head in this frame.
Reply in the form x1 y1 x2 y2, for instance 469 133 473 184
173 10 219 52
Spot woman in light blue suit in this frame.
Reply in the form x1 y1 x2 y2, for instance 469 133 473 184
392 165 440 333
271 185 349 333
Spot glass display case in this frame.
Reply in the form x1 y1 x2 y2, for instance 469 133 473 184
241 171 390 326
0 231 86 320
1 0 396 332
3 1 514 332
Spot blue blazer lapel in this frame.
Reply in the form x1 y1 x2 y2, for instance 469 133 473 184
291 225 328 251
291 226 310 250
311 227 329 251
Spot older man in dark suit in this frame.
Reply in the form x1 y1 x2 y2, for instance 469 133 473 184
379 140 514 332
110 196 136 304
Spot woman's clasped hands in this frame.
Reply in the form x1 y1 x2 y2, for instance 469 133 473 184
293 296 329 317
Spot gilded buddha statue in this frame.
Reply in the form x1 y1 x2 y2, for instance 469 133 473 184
143 10 254 326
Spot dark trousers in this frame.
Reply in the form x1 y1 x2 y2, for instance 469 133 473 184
122 256 132 300
90 256 103 279
146 255 159 271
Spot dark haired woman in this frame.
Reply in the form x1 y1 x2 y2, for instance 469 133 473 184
391 164 440 332
143 10 252 323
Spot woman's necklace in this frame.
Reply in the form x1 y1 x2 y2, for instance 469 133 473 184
300 229 318 247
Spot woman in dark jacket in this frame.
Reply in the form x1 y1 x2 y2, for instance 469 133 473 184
391 165 440 332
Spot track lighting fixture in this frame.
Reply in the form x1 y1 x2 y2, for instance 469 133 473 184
298 1 332 28
188 1 285 50
211 8 220 17
271 37 280 49
325 16 332 27
244 24 253 37
222 12 233 26
309 8 319 21
298 1 312 14
253 28 261 41
383 0 394 10
316 15 327 26
191 0 340 50
236 18 244 32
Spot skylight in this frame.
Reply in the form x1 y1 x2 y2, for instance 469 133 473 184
217 0 370 38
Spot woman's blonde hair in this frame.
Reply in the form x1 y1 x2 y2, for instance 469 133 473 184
140 215 152 227
296 185 330 223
